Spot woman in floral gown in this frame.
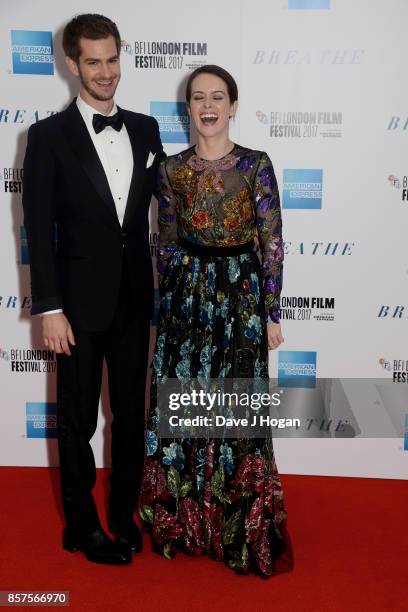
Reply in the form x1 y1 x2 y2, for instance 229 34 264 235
140 65 293 576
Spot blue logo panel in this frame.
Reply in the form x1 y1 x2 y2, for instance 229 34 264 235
150 101 190 144
278 350 317 388
288 0 330 9
26 402 58 438
404 414 408 451
11 30 54 75
20 225 29 264
283 169 323 209
151 288 161 326
19 225 57 264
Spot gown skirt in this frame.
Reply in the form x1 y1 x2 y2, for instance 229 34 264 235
140 241 294 577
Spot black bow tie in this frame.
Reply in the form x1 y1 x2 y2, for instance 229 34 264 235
92 110 123 134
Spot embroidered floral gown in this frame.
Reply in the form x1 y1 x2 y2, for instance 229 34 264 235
140 144 293 576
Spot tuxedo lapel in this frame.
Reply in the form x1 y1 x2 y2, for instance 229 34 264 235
121 109 146 228
61 101 119 223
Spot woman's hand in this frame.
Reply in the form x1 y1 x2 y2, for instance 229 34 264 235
267 321 284 350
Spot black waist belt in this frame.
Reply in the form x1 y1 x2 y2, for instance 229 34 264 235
178 237 255 257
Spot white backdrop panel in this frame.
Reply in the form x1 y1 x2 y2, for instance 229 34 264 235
0 0 407 478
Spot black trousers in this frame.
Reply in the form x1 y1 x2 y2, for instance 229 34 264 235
56 259 150 536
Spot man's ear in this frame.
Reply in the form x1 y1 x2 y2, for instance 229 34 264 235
65 56 80 78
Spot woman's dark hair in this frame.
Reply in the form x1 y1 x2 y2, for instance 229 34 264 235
62 13 121 63
185 65 238 104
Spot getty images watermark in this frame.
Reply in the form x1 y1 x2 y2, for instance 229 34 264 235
156 378 408 439
157 379 300 438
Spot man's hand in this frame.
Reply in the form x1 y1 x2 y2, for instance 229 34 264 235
42 313 76 356
267 321 284 351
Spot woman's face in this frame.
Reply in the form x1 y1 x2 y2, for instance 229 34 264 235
188 73 237 140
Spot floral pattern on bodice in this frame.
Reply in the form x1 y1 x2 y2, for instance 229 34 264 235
157 145 284 323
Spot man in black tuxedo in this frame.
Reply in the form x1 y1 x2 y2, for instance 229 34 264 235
22 14 163 564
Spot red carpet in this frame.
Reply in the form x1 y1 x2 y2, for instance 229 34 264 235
0 468 407 611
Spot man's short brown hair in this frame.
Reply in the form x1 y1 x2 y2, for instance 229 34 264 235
62 13 121 63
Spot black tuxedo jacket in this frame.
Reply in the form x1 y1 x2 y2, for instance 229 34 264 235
22 99 163 331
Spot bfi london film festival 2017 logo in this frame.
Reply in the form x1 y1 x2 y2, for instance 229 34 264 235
0 343 56 374
150 102 190 144
387 174 408 204
0 170 26 262
10 30 54 75
256 110 343 139
280 296 335 322
6 348 56 374
121 39 207 71
0 167 23 193
379 354 408 451
379 357 408 384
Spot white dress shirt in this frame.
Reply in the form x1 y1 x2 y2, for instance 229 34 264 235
42 94 134 316
76 94 133 226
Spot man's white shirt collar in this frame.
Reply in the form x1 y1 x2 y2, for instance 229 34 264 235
76 94 118 128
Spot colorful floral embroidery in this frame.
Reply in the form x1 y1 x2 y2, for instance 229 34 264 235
157 146 283 323
191 211 214 230
141 145 293 577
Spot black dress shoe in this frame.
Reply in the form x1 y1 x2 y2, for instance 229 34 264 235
108 519 143 553
63 527 132 564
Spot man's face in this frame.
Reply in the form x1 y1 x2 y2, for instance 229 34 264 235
66 35 121 103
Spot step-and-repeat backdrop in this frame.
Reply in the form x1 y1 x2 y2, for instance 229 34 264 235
1 0 407 477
